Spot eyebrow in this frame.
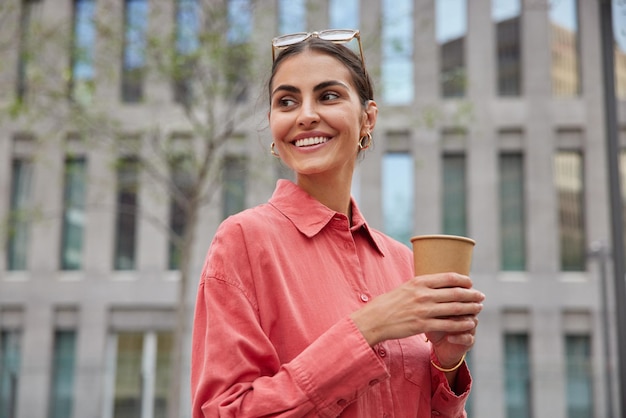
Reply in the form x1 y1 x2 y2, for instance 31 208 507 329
271 80 351 98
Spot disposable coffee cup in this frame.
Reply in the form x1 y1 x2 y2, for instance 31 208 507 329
410 234 476 276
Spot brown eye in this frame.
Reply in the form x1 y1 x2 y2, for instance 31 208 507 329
321 91 339 101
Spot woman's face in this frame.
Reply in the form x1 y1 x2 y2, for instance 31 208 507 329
269 50 377 182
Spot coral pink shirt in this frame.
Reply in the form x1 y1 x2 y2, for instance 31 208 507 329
191 180 471 417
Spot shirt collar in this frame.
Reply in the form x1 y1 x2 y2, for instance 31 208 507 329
269 180 385 256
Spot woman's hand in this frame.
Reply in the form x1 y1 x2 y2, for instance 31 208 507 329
350 272 485 355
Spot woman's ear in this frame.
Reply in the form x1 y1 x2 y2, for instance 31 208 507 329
361 100 378 135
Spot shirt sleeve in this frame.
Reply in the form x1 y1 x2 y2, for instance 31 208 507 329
429 350 472 418
190 223 390 417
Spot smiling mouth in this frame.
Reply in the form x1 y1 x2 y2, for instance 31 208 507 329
293 136 330 147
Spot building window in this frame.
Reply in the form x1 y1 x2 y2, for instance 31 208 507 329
278 0 305 34
493 0 522 96
443 153 467 236
621 150 626 249
500 153 525 270
114 157 139 270
226 0 252 103
565 335 593 418
7 158 34 271
175 0 199 55
0 330 21 418
615 0 626 99
222 156 247 219
382 152 414 245
121 0 149 103
60 157 87 270
550 0 580 96
381 0 413 105
437 0 467 98
173 0 199 105
17 0 41 101
555 150 585 271
48 331 76 418
168 153 193 270
329 0 359 29
504 333 531 418
112 332 172 418
228 0 252 43
113 333 142 417
70 0 96 104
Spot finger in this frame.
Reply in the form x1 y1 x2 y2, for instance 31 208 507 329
446 332 475 346
429 287 485 304
417 272 473 289
426 316 477 334
428 303 483 319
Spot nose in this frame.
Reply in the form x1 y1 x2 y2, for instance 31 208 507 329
296 99 320 128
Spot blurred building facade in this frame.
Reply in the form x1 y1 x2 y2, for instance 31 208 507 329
1 0 626 418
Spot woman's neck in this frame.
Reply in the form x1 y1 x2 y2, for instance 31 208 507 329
296 174 353 217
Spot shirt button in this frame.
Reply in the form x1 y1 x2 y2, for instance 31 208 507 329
337 399 347 406
369 379 379 386
378 348 386 357
432 411 441 416
360 294 369 302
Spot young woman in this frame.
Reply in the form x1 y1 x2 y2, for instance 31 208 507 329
191 30 485 417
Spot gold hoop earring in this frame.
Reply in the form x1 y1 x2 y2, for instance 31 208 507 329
270 142 280 158
359 132 372 150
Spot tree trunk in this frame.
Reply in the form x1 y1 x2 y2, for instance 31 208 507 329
167 197 200 418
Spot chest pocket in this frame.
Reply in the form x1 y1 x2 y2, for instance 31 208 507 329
398 334 431 387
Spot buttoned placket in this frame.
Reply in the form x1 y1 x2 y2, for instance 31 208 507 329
330 214 373 307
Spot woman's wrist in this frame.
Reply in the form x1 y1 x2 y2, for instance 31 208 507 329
431 352 466 373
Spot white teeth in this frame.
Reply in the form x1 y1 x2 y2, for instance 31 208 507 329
294 136 329 147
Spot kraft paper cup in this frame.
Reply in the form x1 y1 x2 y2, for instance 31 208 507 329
410 234 476 276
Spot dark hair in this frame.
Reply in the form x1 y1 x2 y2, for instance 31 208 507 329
268 37 374 106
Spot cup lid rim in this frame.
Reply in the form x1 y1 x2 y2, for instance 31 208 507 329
410 234 476 245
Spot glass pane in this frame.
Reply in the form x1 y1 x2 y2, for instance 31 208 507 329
278 0 305 34
71 0 96 104
168 154 194 270
0 331 21 418
329 0 359 30
437 0 467 97
176 0 199 54
493 0 521 96
565 335 593 418
443 154 467 236
114 157 139 270
615 0 626 99
555 151 585 271
550 0 580 96
619 150 626 253
60 157 87 270
153 333 173 418
173 0 199 104
500 153 526 270
228 0 252 43
504 334 531 418
122 0 149 102
17 0 41 99
7 159 34 271
113 333 143 418
222 156 247 219
48 331 76 418
381 0 413 104
382 153 414 246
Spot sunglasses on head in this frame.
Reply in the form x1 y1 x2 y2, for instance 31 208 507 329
271 29 365 68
